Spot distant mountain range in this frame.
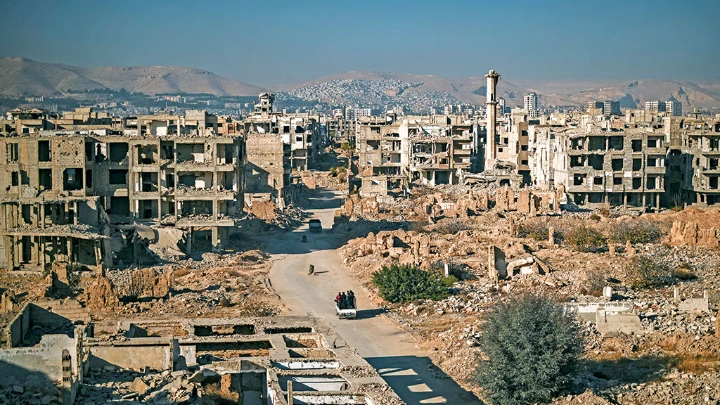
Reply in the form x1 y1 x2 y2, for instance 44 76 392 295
1 57 719 111
0 57 265 97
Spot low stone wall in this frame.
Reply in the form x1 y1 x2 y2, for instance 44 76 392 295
86 338 172 371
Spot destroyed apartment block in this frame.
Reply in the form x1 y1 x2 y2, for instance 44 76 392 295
0 126 244 271
241 93 325 211
0 306 404 405
355 113 479 194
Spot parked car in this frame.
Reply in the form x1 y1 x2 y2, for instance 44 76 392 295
308 219 322 232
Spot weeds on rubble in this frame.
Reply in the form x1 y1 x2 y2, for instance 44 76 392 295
610 220 663 244
564 226 606 253
203 382 238 404
475 294 584 405
517 219 552 241
371 264 449 303
434 218 473 234
580 269 606 297
624 256 675 289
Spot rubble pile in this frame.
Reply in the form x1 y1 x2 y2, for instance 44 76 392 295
0 383 63 405
335 192 720 402
77 367 211 403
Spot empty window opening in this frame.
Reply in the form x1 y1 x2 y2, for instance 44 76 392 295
573 174 586 186
109 196 130 217
135 144 158 165
613 177 622 185
632 159 642 171
632 140 642 152
140 172 158 192
593 177 603 185
109 143 129 162
6 142 18 163
85 169 92 188
632 178 642 189
612 159 623 171
39 169 52 191
109 170 128 185
11 171 18 186
609 136 623 150
589 154 604 170
63 168 83 191
647 177 657 190
588 137 604 151
38 140 51 162
711 177 719 190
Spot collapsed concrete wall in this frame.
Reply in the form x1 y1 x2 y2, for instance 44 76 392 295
667 220 719 247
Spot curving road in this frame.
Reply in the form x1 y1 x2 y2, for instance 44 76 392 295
266 188 481 404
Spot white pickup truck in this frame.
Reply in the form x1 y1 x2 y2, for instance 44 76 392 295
335 302 356 320
335 297 357 319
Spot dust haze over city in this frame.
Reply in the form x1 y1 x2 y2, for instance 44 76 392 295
0 0 719 404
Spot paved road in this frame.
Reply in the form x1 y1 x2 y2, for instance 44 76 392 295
266 188 481 404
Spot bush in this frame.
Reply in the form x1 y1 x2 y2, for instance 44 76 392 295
582 269 606 297
624 256 674 289
340 142 356 152
564 226 606 252
518 220 552 241
371 264 449 303
434 218 472 235
610 221 663 244
674 263 698 281
475 294 584 405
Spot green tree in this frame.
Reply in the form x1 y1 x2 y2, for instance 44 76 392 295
476 294 584 405
371 264 449 303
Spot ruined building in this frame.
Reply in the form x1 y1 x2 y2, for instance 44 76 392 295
242 93 324 208
0 117 243 271
355 113 478 192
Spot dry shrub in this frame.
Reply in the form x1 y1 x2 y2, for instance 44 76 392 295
584 269 606 297
434 218 472 235
564 226 606 252
610 220 663 244
624 256 674 289
669 354 720 375
674 263 698 281
518 219 555 242
203 382 238 404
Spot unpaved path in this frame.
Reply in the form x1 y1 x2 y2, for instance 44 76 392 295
267 189 481 404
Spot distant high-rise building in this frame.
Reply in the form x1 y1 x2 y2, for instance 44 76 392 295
498 97 506 114
603 100 621 116
645 100 666 111
524 93 539 112
666 100 682 117
345 107 372 120
585 101 603 111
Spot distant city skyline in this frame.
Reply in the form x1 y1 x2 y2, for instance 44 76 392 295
0 0 718 87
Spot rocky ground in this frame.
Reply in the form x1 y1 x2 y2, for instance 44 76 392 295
336 190 720 404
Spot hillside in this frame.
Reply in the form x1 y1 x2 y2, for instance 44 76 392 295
0 57 265 97
278 71 720 111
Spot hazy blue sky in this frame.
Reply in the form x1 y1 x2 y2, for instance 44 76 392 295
0 0 718 86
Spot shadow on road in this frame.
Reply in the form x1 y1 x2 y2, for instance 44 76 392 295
355 308 385 319
367 355 483 404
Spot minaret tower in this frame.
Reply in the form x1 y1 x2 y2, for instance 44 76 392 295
485 69 500 170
